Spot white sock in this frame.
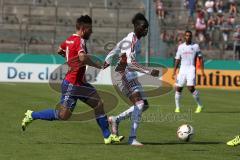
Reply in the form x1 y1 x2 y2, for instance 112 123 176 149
129 101 144 140
175 91 181 109
116 106 134 122
116 100 148 123
192 90 202 107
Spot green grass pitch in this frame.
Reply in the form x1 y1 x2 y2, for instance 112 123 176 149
0 83 240 160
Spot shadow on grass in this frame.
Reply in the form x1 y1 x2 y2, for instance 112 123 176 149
29 141 224 146
31 141 103 145
203 111 240 113
142 141 224 145
30 141 129 145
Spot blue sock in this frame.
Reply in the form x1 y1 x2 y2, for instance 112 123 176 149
32 109 58 121
96 115 111 138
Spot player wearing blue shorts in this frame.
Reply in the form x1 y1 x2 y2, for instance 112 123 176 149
21 15 123 144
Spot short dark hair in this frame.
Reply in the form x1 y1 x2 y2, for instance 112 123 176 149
132 13 148 26
185 30 192 35
76 15 92 30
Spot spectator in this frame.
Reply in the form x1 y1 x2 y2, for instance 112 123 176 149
205 0 215 19
216 12 224 26
161 30 170 42
207 15 216 49
207 15 216 31
229 0 237 16
215 0 225 13
233 26 240 60
220 18 233 49
187 0 197 22
175 31 184 46
184 0 189 8
195 10 206 44
228 14 235 26
155 0 165 20
196 0 204 9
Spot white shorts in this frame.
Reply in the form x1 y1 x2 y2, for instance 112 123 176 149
175 72 196 87
113 71 146 99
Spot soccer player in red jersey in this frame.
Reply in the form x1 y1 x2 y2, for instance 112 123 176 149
21 15 123 144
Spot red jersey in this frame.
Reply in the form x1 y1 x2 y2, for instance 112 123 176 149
60 34 87 85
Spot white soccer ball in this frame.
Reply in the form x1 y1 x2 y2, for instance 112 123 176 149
177 124 194 142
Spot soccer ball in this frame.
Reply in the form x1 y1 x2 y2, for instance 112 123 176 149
177 124 194 142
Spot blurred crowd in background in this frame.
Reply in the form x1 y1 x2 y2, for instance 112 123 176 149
156 0 240 60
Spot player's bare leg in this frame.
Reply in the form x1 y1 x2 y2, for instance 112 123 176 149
108 105 134 135
58 106 72 120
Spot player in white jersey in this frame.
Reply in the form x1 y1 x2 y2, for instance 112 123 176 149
172 30 205 113
103 13 159 146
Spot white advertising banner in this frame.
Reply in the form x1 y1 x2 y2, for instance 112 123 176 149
0 63 112 84
0 63 162 88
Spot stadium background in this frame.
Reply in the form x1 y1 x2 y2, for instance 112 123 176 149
0 0 240 160
0 0 239 89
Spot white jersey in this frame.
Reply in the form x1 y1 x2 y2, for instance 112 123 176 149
176 42 202 73
175 42 202 87
105 32 148 80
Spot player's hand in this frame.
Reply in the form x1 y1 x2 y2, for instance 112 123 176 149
103 61 110 69
150 69 159 77
172 73 176 80
95 61 103 69
57 49 66 57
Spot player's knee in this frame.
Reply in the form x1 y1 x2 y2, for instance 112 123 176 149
58 108 72 120
188 86 195 93
143 99 149 112
135 100 145 111
176 87 183 92
95 100 104 110
94 100 105 116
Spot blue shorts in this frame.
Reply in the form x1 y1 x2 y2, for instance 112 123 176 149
60 80 97 111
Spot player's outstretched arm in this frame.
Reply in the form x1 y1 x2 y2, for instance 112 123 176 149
78 52 102 69
57 47 66 57
198 57 206 77
128 60 159 77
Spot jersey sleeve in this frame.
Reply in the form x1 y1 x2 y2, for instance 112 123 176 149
120 39 132 57
60 41 67 51
175 46 181 59
196 44 202 57
128 59 151 74
77 39 86 54
105 40 122 64
126 41 151 74
105 34 133 64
